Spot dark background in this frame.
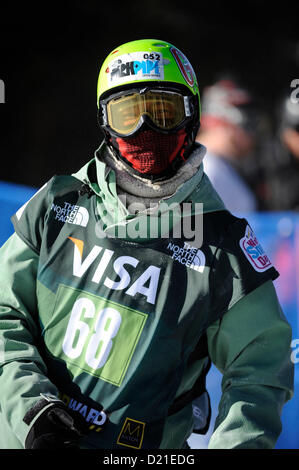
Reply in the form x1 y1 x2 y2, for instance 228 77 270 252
0 0 298 188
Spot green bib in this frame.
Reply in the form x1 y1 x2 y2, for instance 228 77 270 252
11 162 278 449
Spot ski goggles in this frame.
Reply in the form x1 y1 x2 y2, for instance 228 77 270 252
100 88 193 136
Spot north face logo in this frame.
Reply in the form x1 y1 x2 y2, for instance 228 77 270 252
166 241 205 273
51 202 89 227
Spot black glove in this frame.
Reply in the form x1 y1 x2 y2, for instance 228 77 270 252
24 401 89 449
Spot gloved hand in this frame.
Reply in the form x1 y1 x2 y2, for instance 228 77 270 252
25 402 89 449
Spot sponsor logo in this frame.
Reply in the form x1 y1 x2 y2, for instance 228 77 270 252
58 391 107 432
166 241 205 273
239 225 272 272
106 51 164 86
51 202 89 227
117 417 145 449
68 237 161 305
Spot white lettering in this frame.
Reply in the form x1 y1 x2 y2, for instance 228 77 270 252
167 241 175 251
126 265 161 305
69 239 161 304
104 256 139 290
92 249 114 283
167 241 205 273
73 244 102 277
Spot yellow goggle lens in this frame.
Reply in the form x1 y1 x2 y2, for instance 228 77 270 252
106 91 186 135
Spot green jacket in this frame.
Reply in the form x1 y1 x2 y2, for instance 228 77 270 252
0 143 294 449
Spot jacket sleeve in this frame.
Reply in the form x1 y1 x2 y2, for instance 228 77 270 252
0 232 60 447
206 280 294 449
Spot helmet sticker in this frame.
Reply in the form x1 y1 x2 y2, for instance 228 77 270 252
170 47 195 88
106 51 164 86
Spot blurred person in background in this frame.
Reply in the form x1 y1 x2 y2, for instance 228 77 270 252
262 93 299 210
197 78 259 213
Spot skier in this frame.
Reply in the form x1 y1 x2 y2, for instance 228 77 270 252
0 39 293 449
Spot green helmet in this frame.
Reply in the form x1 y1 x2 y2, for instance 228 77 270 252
97 38 200 117
96 39 201 179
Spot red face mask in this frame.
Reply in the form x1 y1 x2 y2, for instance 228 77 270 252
114 128 187 175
